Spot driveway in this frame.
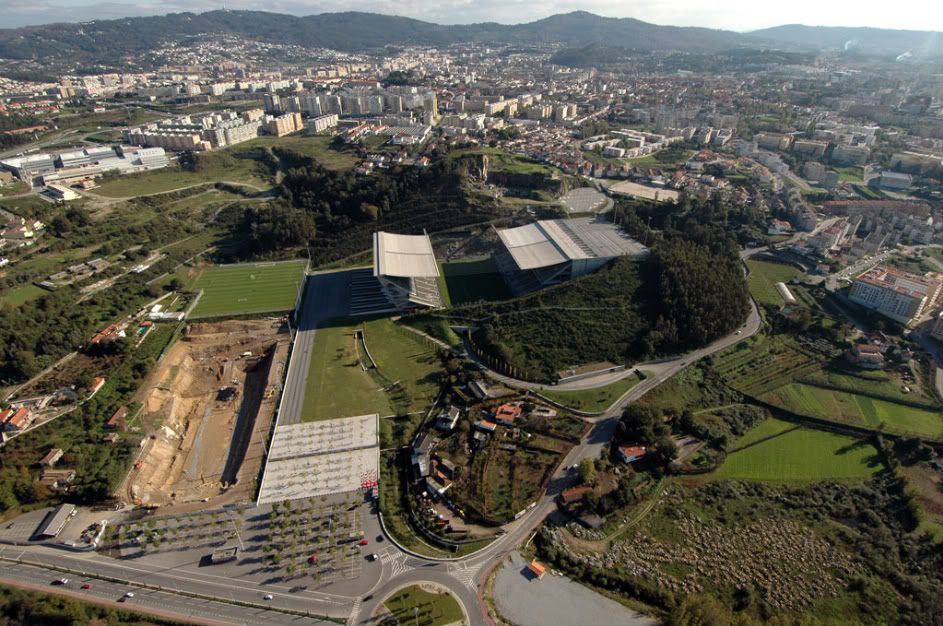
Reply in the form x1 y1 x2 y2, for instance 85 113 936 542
492 551 656 626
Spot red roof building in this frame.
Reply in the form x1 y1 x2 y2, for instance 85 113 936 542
89 378 106 394
107 406 127 429
618 445 647 464
494 404 522 426
528 560 547 579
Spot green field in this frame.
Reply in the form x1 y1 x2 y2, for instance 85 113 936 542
0 283 47 307
237 135 362 171
538 370 654 412
745 260 801 307
384 585 464 626
626 149 694 168
363 318 443 415
761 382 943 439
714 418 882 481
301 321 394 422
835 166 863 182
438 258 512 306
188 261 305 318
400 315 464 350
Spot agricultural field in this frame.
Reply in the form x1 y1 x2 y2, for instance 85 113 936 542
713 418 881 481
761 383 943 439
802 365 938 406
438 258 512 306
745 259 800 307
302 321 394 423
384 585 464 626
712 335 824 397
188 260 305 318
537 370 654 413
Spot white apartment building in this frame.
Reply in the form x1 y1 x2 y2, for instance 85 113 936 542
848 266 942 325
306 114 340 134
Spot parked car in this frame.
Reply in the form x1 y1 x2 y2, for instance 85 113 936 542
124 592 134 598
263 594 273 601
368 553 378 561
53 578 68 585
81 583 92 590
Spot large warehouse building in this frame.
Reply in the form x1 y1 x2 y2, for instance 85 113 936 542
373 231 443 310
494 217 649 295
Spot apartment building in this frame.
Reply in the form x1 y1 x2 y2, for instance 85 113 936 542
832 144 871 165
755 132 793 151
848 266 942 325
793 139 828 157
266 112 303 137
306 114 340 134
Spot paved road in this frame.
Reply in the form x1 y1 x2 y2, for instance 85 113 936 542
0 560 332 626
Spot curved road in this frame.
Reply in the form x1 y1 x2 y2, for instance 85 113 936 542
5 273 762 626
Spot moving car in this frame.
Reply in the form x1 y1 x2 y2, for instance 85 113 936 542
124 592 134 598
263 594 273 600
359 539 369 545
53 578 68 585
368 553 378 561
81 583 92 590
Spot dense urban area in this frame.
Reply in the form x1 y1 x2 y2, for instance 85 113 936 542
0 8 942 626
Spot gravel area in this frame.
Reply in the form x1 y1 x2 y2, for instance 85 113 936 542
493 551 656 626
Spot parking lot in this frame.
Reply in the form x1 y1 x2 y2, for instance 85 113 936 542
559 187 608 213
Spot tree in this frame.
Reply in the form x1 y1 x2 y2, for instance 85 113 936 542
668 593 732 626
578 458 597 486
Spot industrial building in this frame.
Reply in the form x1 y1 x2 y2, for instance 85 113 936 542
493 217 649 295
372 231 442 309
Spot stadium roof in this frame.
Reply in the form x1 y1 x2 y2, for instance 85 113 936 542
373 231 439 278
496 217 647 271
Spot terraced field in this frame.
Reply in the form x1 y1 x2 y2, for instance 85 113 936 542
714 338 823 397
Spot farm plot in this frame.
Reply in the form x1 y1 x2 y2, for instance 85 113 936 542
745 260 800 307
714 339 823 397
189 261 305 318
760 383 943 439
713 418 882 481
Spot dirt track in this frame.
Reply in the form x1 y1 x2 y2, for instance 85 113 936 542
124 320 289 509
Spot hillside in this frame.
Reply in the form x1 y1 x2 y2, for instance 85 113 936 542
0 10 758 65
749 24 943 57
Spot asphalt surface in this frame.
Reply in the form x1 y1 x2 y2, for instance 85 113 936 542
0 561 332 626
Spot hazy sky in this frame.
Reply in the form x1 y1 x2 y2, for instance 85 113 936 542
2 0 942 31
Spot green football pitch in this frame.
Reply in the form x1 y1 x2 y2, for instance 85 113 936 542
189 261 305 318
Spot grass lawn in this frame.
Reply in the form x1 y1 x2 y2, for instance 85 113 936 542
761 383 943 439
0 283 46 307
745 259 800 307
0 181 29 197
400 316 464 350
301 321 394 422
626 149 694 168
383 585 464 626
447 147 556 175
538 370 655 412
362 318 442 416
835 166 863 182
237 135 361 171
189 261 305 318
852 184 886 200
714 418 882 481
438 258 511 306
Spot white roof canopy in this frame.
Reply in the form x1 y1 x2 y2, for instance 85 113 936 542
373 231 439 278
496 218 648 271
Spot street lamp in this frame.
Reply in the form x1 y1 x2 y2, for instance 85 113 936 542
414 606 419 626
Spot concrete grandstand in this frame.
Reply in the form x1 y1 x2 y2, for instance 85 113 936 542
373 231 443 310
494 216 649 295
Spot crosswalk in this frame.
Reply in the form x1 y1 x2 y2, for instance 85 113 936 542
346 597 362 626
380 549 412 577
447 561 480 591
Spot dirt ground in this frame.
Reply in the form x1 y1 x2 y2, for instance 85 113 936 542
123 319 289 509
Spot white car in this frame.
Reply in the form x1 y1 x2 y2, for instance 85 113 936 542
735 330 741 335
263 594 273 601
124 592 134 598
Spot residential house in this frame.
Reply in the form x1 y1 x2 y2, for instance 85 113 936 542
558 486 593 506
2 407 32 432
494 404 522 426
107 406 127 429
89 377 106 395
847 344 885 369
474 420 497 433
618 445 647 464
40 448 64 467
768 219 793 236
435 406 461 432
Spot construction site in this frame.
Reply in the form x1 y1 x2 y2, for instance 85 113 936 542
124 320 290 509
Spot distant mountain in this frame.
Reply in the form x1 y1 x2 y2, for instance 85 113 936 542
748 24 943 57
0 10 756 65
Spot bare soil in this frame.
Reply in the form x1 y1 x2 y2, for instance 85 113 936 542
123 319 289 509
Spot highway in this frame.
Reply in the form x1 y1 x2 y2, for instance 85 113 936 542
2 262 764 626
0 560 332 626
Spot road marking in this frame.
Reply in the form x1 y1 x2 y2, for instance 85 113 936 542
347 597 362 626
380 550 412 577
447 561 480 591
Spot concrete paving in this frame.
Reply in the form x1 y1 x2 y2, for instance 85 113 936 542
493 551 655 626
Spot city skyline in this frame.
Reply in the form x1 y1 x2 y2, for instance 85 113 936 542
2 1 942 33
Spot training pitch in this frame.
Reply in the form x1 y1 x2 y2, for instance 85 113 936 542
189 261 306 318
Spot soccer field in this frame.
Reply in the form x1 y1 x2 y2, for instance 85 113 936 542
438 258 512 306
189 261 306 318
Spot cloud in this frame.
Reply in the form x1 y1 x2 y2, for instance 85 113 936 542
0 0 940 31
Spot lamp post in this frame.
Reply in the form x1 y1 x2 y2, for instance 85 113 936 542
414 606 419 626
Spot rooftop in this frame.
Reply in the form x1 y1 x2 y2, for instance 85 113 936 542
496 217 647 271
373 231 439 278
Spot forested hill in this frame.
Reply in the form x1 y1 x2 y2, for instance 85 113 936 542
748 24 943 58
450 197 753 382
0 10 758 64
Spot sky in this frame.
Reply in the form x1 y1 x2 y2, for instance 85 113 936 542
2 0 942 31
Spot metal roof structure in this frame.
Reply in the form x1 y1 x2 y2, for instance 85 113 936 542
496 217 648 271
373 231 440 278
35 503 75 538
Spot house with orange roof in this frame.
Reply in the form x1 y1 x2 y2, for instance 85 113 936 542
618 445 647 464
3 407 32 432
527 560 547 580
494 404 522 426
89 377 106 395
